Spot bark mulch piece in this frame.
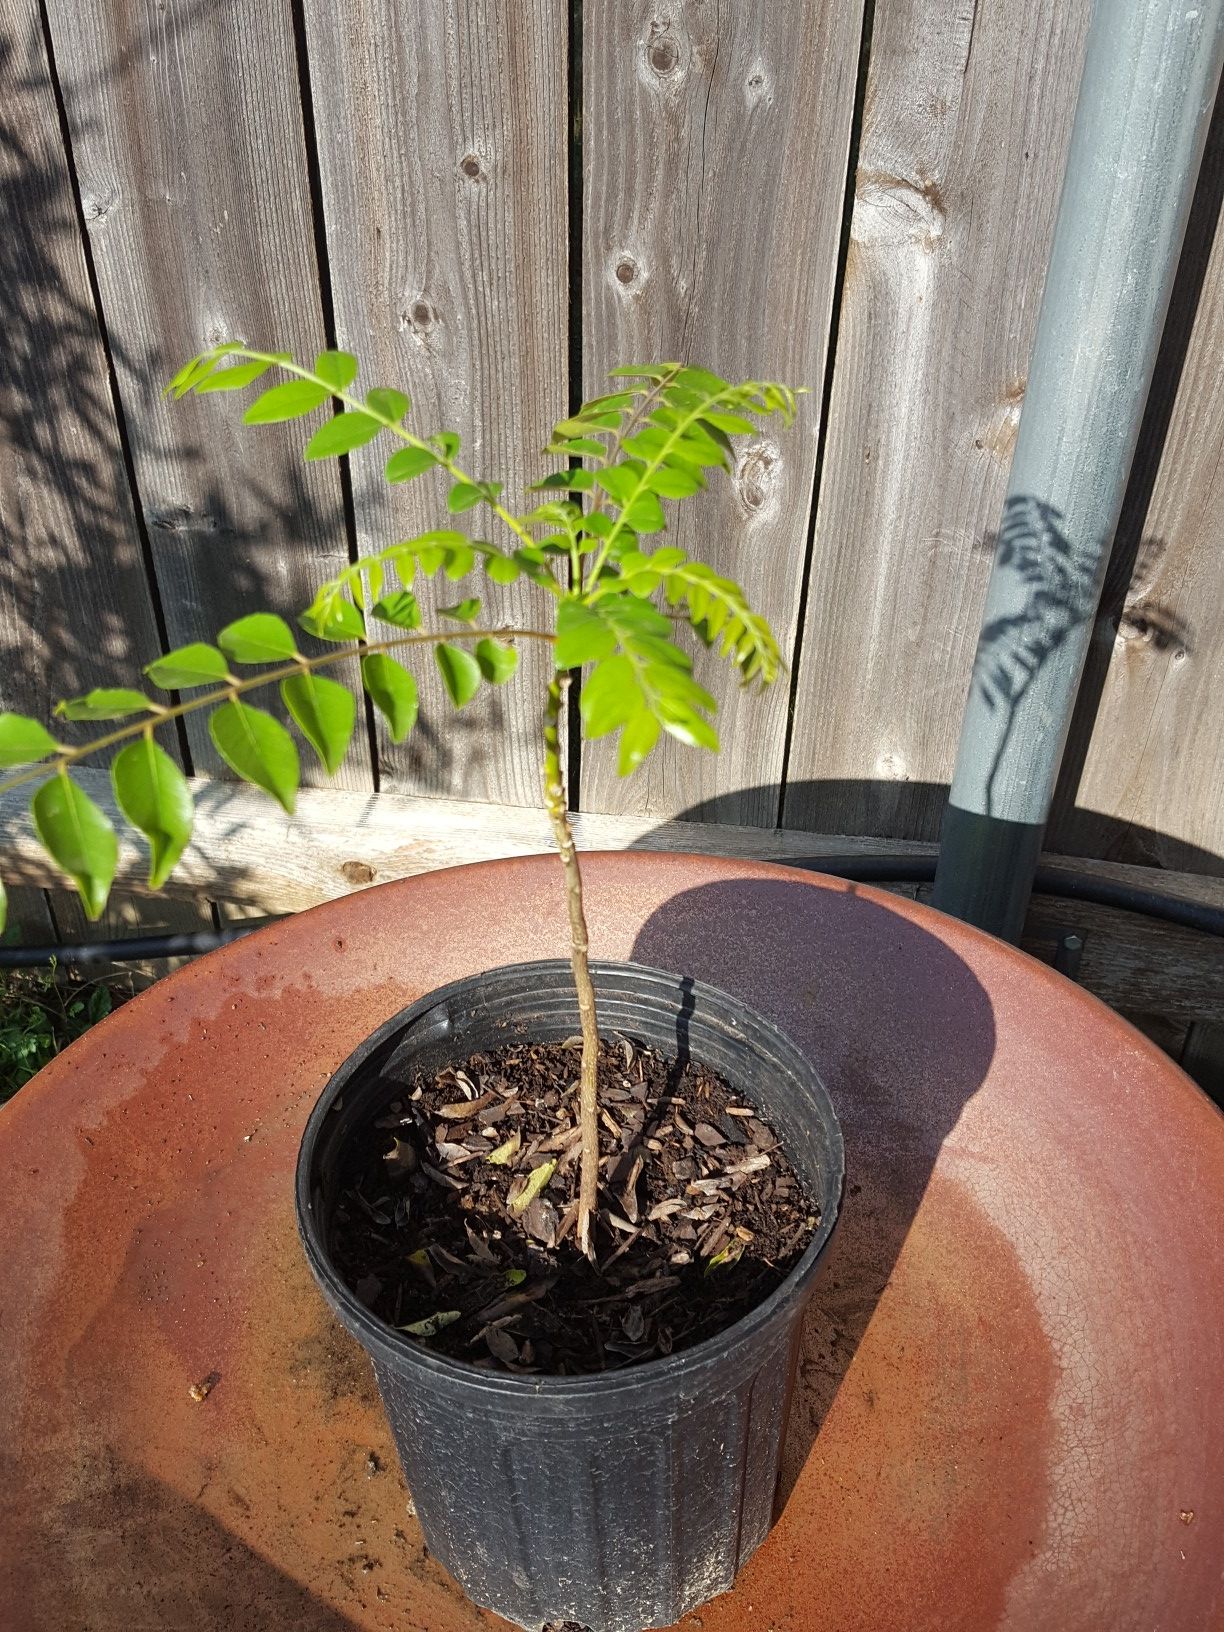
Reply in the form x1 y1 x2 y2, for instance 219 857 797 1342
328 1034 820 1376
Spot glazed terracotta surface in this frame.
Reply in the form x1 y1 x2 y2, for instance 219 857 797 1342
1 853 1220 1632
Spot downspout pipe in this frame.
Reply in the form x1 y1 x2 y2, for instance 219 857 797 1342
931 0 1224 942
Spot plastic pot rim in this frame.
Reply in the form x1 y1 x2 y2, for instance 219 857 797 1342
295 956 845 1402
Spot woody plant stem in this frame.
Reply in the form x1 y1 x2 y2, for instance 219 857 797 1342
542 673 600 1260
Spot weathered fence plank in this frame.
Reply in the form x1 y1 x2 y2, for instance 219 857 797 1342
580 0 866 825
41 0 371 789
4 770 1221 1025
0 1 167 716
783 0 1092 840
301 0 569 806
0 2 214 949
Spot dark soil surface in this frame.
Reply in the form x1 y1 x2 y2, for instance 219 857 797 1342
328 1034 819 1375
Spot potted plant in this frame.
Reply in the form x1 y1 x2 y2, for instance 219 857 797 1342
0 349 844 1632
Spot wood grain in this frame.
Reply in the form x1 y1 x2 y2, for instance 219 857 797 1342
784 0 1091 839
40 0 371 789
301 0 569 805
0 2 213 954
1052 98 1224 876
2 886 55 944
580 0 866 824
0 1 167 717
4 770 1221 1024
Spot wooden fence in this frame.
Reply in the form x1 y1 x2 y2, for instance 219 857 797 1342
1 1 1221 1060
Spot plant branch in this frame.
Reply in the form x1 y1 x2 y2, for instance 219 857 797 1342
208 348 540 555
585 378 741 589
0 627 556 799
541 671 600 1261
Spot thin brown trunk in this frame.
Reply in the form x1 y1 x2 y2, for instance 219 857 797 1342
542 673 600 1259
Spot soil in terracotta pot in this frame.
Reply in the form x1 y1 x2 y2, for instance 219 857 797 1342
328 1034 820 1375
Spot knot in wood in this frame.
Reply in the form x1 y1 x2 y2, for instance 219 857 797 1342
736 442 780 514
853 172 946 250
459 154 483 181
649 36 678 73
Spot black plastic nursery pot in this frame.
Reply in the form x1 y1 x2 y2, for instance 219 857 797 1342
296 959 844 1632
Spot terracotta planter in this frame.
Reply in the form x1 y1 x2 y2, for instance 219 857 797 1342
3 852 1223 1632
297 959 844 1632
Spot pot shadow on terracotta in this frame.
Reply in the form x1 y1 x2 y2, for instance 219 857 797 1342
628 878 998 1516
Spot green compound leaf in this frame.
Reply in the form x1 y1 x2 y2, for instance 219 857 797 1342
385 445 438 483
243 379 331 424
208 701 300 812
361 654 418 743
280 672 356 775
298 599 366 643
55 688 158 722
435 643 482 708
0 713 60 768
304 409 383 460
366 387 409 422
475 638 518 684
218 613 299 663
370 590 421 630
111 737 193 888
144 643 231 689
32 773 118 920
313 350 358 391
555 600 617 669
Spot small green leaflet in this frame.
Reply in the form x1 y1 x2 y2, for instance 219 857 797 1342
621 491 666 533
194 357 279 395
361 654 418 742
579 655 642 737
304 409 383 460
432 431 461 460
313 350 358 391
208 700 300 812
475 638 517 684
243 379 330 424
439 597 481 624
447 481 483 514
111 737 193 889
32 773 117 920
218 613 299 663
298 599 366 643
508 1158 557 1215
617 710 660 776
385 446 437 483
280 673 356 775
0 713 59 768
55 688 158 722
370 590 421 630
145 643 230 689
504 1267 527 1288
366 387 409 422
484 553 521 585
435 643 482 708
555 600 616 669
398 1310 461 1339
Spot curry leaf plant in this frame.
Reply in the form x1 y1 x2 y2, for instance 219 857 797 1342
0 348 799 1257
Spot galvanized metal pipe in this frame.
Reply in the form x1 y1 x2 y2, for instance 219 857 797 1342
932 0 1224 941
